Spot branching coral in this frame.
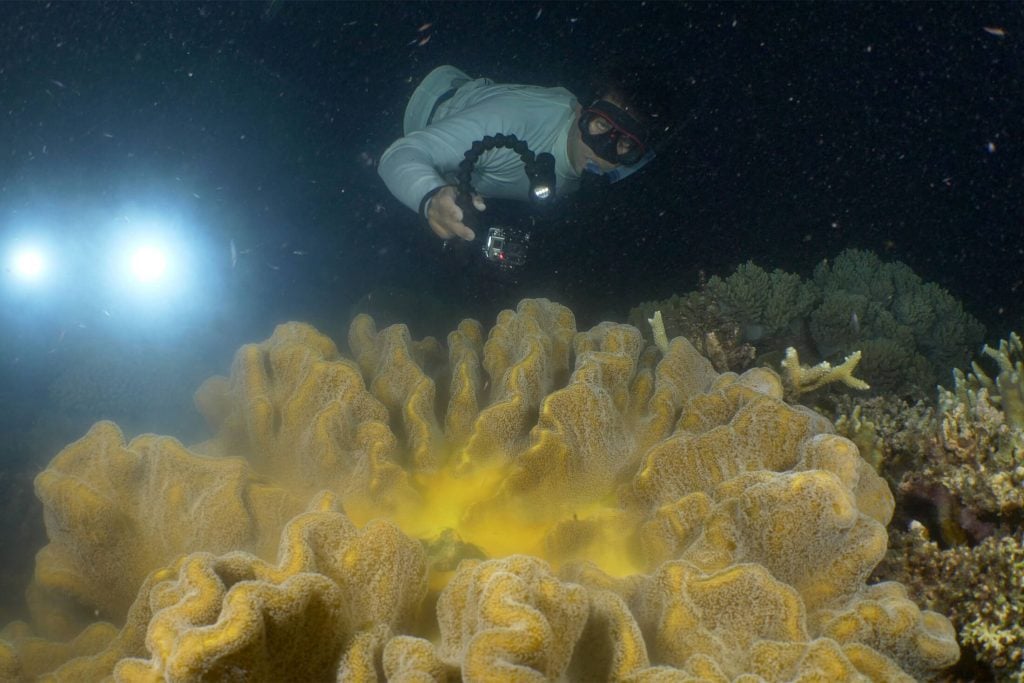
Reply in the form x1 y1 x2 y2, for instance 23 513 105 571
835 331 1024 680
811 250 983 394
781 346 870 398
878 527 1024 682
932 332 1024 517
704 262 818 342
1 298 959 681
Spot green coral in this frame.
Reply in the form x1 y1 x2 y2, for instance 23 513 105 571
704 261 818 341
630 249 984 396
627 292 755 372
813 250 983 392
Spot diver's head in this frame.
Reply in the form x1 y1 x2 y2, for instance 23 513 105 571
577 96 649 168
570 59 673 177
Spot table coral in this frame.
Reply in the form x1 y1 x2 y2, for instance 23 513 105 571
3 298 960 681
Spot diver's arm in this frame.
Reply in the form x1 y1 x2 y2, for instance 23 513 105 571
378 112 492 229
377 132 451 217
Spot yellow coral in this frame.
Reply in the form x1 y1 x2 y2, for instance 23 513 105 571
7 298 960 680
107 492 425 682
30 421 304 638
0 620 116 681
438 555 588 680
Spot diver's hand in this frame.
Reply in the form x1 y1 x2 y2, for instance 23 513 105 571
426 185 485 241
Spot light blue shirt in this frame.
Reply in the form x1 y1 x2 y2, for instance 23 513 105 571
379 77 582 215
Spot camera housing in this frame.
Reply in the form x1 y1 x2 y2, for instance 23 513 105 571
481 226 530 271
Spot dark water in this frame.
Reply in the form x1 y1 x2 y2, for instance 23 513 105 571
0 0 1020 624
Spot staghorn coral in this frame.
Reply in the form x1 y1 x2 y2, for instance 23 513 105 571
929 332 1024 518
2 298 959 681
780 346 870 398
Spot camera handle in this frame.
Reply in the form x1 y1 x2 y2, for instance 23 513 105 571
455 133 556 237
454 188 481 233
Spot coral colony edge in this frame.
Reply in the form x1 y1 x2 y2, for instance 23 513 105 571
1 298 960 681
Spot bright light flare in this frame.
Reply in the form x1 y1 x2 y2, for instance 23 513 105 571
10 246 48 282
108 228 193 307
128 244 169 284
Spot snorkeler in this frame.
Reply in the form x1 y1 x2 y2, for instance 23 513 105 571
378 63 669 242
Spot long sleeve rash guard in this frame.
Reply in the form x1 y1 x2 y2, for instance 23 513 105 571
378 75 583 216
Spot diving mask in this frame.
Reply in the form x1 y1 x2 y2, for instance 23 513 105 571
578 99 649 166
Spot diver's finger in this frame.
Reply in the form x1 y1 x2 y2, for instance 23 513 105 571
472 194 486 211
429 219 453 240
450 221 475 241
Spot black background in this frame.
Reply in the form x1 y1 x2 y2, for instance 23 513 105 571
1 0 1021 420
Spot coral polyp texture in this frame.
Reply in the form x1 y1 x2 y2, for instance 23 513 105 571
2 299 958 681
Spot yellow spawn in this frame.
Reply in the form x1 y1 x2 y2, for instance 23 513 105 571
1 299 958 681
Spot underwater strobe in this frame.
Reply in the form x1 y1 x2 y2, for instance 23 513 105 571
455 134 556 271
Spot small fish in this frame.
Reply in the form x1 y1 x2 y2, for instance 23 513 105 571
102 132 114 138
850 312 860 336
292 250 307 256
230 239 237 268
266 262 280 271
418 22 432 32
49 79 66 89
535 7 542 19
983 26 1006 37
417 34 431 47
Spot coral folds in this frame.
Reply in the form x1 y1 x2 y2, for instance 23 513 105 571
1 299 958 681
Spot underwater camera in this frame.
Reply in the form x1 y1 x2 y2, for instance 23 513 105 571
454 133 555 272
481 225 530 271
